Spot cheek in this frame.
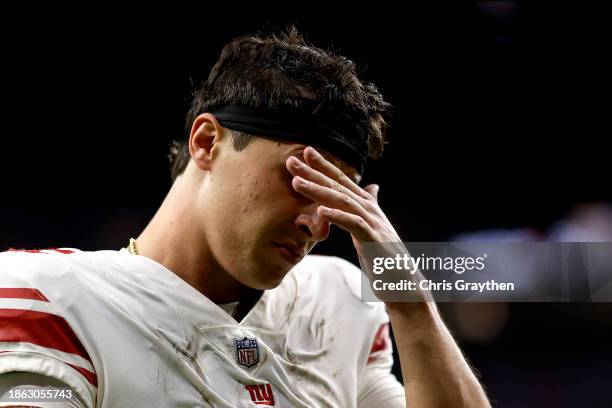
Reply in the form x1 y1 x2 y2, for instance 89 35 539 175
213 167 262 212
239 167 289 214
237 179 264 215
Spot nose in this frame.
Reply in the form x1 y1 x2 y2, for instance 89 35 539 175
294 204 331 242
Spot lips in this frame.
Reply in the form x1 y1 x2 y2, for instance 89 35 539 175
272 242 306 264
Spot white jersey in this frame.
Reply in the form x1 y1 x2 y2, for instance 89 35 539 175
0 248 405 407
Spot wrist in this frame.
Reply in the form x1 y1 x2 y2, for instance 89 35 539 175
386 300 437 317
385 301 443 341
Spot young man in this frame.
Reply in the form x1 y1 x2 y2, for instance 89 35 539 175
0 30 490 407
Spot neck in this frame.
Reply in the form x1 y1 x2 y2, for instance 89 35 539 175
134 172 257 304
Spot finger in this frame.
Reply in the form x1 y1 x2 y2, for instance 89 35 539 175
302 147 371 200
364 184 379 201
317 205 376 242
286 156 367 206
292 176 373 222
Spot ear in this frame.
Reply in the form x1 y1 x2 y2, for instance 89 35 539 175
188 113 225 171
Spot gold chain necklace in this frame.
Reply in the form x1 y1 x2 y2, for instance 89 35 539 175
127 238 139 255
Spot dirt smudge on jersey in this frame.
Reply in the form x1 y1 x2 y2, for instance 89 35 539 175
152 327 220 405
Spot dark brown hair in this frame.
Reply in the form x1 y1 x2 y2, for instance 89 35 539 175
169 27 391 180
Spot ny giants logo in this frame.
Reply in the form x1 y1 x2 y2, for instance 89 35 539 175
244 383 275 406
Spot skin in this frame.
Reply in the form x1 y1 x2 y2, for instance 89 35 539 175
135 113 491 407
285 143 491 408
136 113 360 303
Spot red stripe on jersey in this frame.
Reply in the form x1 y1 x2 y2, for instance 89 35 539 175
0 288 50 302
0 309 93 366
0 352 98 388
7 248 75 254
67 363 98 387
8 249 47 254
367 323 391 363
52 249 75 254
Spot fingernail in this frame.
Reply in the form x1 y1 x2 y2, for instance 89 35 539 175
297 178 307 187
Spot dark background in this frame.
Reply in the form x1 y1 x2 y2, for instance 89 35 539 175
1 2 611 406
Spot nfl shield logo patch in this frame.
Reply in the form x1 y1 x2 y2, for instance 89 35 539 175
235 337 259 368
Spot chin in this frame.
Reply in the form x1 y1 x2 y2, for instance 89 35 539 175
248 265 290 290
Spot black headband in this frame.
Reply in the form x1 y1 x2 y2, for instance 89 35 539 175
210 105 368 175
